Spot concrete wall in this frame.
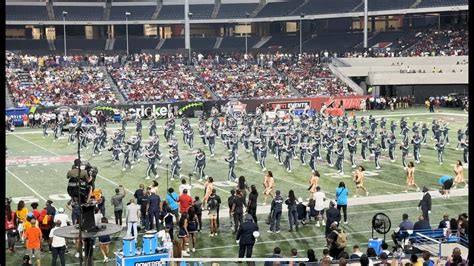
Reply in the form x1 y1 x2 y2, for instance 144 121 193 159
367 72 468 85
339 55 468 67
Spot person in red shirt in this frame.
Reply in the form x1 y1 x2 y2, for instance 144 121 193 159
178 189 193 215
5 203 17 253
31 202 41 221
24 218 42 266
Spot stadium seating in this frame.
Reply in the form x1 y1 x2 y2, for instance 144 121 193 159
263 35 300 49
256 0 304 18
113 38 160 51
54 39 107 51
54 6 104 21
220 36 260 49
416 0 468 8
110 6 155 20
108 62 213 102
354 0 416 11
5 39 49 51
293 0 360 15
157 5 184 20
304 33 364 52
160 38 185 49
6 5 49 21
191 38 217 49
366 31 417 49
190 4 215 19
196 58 293 99
216 3 258 19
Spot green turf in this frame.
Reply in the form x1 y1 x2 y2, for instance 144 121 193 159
5 107 469 265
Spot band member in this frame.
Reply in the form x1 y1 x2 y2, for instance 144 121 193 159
145 150 159 180
262 171 275 205
135 115 142 133
308 143 319 172
461 139 469 165
92 130 101 156
421 123 429 144
199 119 208 145
258 142 268 171
359 136 368 162
41 114 48 137
373 143 382 170
335 145 344 175
170 148 182 181
149 118 157 137
387 134 397 162
400 141 409 170
121 143 133 171
347 138 357 168
412 133 421 164
380 129 388 151
453 160 467 188
405 162 419 193
68 124 76 145
456 129 464 150
196 150 207 181
307 170 319 200
434 139 445 165
207 131 216 157
251 138 261 164
390 120 397 135
325 139 334 167
299 143 308 166
283 145 294 173
225 151 237 182
353 165 368 197
111 143 121 162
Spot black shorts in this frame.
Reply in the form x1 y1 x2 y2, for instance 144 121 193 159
178 228 187 238
443 179 454 190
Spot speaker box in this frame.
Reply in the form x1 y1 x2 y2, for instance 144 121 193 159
81 205 96 231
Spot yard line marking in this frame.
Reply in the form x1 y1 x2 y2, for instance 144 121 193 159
6 169 47 202
12 134 135 194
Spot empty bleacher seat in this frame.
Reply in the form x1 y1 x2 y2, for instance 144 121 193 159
54 6 104 21
264 35 300 49
157 5 184 20
160 38 185 49
354 0 416 11
220 36 259 49
6 5 49 21
256 0 304 18
191 38 216 49
54 39 106 51
416 0 468 8
304 33 364 51
110 6 155 20
114 38 160 51
293 0 360 15
6 39 49 50
216 4 258 19
190 4 214 19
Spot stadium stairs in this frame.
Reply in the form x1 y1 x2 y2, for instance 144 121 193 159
103 1 111 21
250 1 266 18
151 3 163 20
99 66 126 104
46 1 55 20
214 37 223 49
328 63 364 94
271 65 304 97
253 36 272 48
288 0 310 16
189 66 218 100
351 0 365 12
211 2 220 19
410 0 424 8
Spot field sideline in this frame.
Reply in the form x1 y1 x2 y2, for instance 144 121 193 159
5 107 469 265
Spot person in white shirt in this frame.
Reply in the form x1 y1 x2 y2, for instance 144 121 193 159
179 179 192 196
126 199 141 241
94 208 104 226
50 221 67 266
313 186 327 227
54 208 71 227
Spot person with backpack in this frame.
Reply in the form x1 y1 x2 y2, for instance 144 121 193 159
166 188 180 224
207 192 219 236
327 221 347 259
335 182 349 224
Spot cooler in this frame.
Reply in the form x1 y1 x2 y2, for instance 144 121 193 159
122 237 136 257
368 238 382 256
143 234 157 255
146 230 158 248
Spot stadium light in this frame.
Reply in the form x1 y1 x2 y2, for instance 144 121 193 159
62 11 68 57
188 12 193 62
125 12 131 56
299 13 305 56
245 12 250 56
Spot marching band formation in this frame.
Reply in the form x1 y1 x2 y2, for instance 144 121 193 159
41 105 469 190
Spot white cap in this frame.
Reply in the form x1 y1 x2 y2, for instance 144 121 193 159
58 207 64 213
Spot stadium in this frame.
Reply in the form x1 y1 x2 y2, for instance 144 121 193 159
4 0 469 265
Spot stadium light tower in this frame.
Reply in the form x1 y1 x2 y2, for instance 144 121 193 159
245 12 250 55
62 11 68 57
363 0 368 48
125 12 131 56
184 0 191 63
299 13 305 55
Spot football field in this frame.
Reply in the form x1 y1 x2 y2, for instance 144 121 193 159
5 107 469 265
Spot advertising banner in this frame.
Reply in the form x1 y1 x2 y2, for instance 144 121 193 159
6 107 30 126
